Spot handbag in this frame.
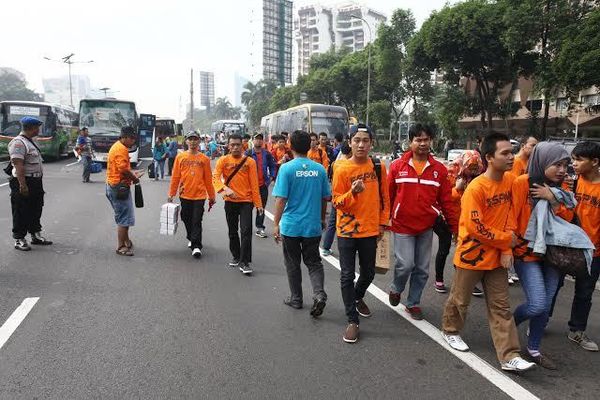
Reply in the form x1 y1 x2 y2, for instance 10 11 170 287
134 183 144 208
544 245 588 278
112 183 130 200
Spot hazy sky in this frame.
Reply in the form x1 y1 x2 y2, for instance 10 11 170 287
3 0 451 120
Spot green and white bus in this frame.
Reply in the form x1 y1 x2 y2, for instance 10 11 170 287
0 100 79 160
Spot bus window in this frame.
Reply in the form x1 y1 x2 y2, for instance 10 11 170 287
311 110 347 138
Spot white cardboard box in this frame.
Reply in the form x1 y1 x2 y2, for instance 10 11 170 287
160 203 180 235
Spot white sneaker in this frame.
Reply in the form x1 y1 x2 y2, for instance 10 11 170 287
510 273 519 282
508 276 515 285
187 241 192 249
192 248 202 258
442 332 469 352
501 356 536 372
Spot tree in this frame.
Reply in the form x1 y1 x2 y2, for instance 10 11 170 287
413 0 518 131
242 79 278 128
0 70 43 101
213 97 241 120
432 85 468 140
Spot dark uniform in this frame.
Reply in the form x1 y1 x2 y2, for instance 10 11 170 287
8 117 52 251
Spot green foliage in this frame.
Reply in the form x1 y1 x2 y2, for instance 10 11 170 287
0 70 43 102
432 85 468 139
182 96 241 133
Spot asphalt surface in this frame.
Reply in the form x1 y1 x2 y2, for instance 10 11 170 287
0 158 598 399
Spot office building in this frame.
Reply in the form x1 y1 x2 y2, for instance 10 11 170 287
199 71 215 109
263 0 293 85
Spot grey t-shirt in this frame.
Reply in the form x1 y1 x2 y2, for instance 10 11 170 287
8 134 43 176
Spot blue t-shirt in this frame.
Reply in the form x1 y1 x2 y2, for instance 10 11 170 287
272 157 331 238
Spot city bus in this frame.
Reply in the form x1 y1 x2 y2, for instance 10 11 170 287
260 103 348 141
210 120 247 144
0 100 79 160
138 113 156 159
78 98 139 165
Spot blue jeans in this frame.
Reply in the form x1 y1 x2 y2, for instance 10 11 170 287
321 204 336 251
105 184 135 227
154 159 165 179
569 257 600 332
82 155 92 181
391 229 433 307
513 260 561 351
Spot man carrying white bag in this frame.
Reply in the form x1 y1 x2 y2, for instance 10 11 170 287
166 131 216 258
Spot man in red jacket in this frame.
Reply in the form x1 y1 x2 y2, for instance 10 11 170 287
387 124 458 320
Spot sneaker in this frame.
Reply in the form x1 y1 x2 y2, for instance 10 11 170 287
310 298 326 317
239 263 253 275
434 281 448 293
521 351 557 370
406 306 424 320
343 323 359 343
192 248 202 258
31 232 52 245
501 356 536 372
389 291 401 307
187 241 192 249
228 259 240 268
283 297 303 309
255 229 267 238
321 249 333 257
14 239 31 251
510 273 520 282
568 330 599 351
356 299 372 318
442 332 469 352
508 276 515 285
472 286 484 297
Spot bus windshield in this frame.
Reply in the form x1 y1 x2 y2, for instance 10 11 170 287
222 122 245 134
156 119 175 138
311 111 347 137
79 100 136 136
0 103 53 137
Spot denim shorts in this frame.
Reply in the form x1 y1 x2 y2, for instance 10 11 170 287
105 184 135 227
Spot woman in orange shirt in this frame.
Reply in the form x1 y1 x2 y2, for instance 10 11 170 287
511 142 572 369
434 150 483 294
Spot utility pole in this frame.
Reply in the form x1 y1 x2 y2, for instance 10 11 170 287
190 69 194 130
43 54 93 108
350 15 372 126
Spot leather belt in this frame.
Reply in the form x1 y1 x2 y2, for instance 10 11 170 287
24 173 43 178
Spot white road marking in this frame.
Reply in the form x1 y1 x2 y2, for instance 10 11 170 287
65 160 80 167
264 209 539 400
0 297 39 350
0 182 8 188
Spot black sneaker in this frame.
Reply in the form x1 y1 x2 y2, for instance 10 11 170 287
14 239 31 251
31 233 52 245
192 248 202 258
310 298 326 317
239 263 253 275
228 259 240 268
284 297 303 309
255 229 267 238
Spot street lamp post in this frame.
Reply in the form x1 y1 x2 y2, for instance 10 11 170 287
43 54 94 107
350 14 372 126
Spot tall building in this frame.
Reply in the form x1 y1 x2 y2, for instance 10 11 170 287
199 71 215 109
295 2 386 76
263 0 293 86
42 75 91 107
234 71 250 108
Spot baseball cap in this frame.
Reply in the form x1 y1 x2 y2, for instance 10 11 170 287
253 133 264 140
20 116 43 127
185 131 200 138
349 123 372 136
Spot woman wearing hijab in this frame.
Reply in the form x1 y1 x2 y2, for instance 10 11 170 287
434 150 484 294
511 142 574 370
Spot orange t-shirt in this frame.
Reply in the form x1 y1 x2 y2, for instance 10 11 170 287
213 154 262 207
574 176 600 257
511 174 574 261
332 159 390 238
106 140 131 186
307 147 329 170
511 156 528 176
272 146 290 164
453 173 516 270
413 159 427 176
169 151 216 200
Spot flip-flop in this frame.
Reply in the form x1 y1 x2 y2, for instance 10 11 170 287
125 240 134 250
116 246 134 256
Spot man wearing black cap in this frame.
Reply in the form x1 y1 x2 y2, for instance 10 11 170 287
8 116 53 251
247 133 276 238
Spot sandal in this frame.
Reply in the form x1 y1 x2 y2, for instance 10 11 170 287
125 240 134 250
116 246 134 256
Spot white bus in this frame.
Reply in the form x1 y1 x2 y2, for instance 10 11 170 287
78 98 139 165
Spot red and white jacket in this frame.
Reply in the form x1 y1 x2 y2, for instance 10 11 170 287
387 151 458 235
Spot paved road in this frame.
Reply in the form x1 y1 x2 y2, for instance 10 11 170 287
0 159 598 399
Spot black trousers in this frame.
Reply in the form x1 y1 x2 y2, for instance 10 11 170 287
167 157 175 175
180 198 205 249
282 235 327 304
338 236 377 324
255 185 269 229
433 218 453 282
225 201 253 263
10 177 45 239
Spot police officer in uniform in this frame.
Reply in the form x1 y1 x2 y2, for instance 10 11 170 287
8 116 53 251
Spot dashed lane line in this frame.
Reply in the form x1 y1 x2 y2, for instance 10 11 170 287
263 210 539 400
0 182 8 188
0 297 40 350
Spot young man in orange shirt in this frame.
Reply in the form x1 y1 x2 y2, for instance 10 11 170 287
213 134 263 274
168 131 216 258
561 141 600 351
332 124 390 343
441 132 535 372
307 132 329 170
511 136 538 176
105 126 144 256
318 132 334 164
